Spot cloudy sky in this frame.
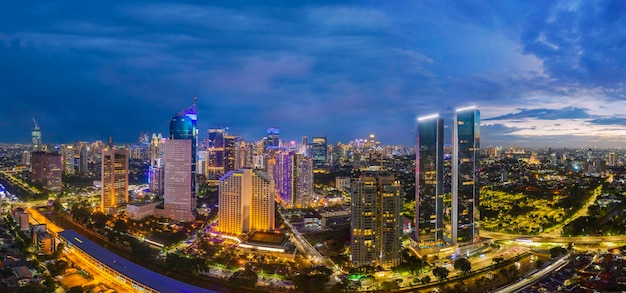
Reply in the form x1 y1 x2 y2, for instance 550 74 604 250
1 0 625 147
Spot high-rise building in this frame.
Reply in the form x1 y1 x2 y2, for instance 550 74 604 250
224 135 237 173
608 152 617 167
312 137 327 171
206 128 226 184
101 144 129 214
32 118 42 152
31 151 62 191
62 145 75 175
452 106 480 244
416 114 445 247
78 143 89 175
159 98 197 221
351 174 402 269
273 151 313 208
265 127 280 150
218 168 275 235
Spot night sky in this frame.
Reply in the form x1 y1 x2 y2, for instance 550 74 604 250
1 1 626 147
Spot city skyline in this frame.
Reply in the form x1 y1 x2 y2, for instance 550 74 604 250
2 1 626 147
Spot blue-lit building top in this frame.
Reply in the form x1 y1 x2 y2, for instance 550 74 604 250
265 127 280 150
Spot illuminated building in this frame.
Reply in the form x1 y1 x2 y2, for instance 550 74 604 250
158 97 197 221
224 135 238 172
608 152 617 167
351 174 402 269
452 106 480 244
206 128 226 185
11 208 30 231
416 114 445 247
62 145 75 175
78 143 89 175
32 118 42 152
149 133 164 166
101 143 129 214
312 137 327 171
273 151 313 208
265 127 280 151
31 151 62 191
218 168 275 235
21 150 30 166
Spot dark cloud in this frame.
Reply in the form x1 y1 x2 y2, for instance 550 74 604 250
0 1 625 147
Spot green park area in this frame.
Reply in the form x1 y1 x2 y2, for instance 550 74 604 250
480 175 603 236
480 189 565 234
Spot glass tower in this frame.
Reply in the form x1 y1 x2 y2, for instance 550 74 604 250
311 137 327 171
452 106 480 244
169 98 198 202
416 114 445 247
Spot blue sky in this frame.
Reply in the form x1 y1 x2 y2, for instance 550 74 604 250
1 1 625 147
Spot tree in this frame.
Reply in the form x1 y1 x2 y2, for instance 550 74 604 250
381 281 400 291
492 257 504 265
432 266 450 280
549 246 567 258
229 268 258 288
454 257 472 275
421 275 431 284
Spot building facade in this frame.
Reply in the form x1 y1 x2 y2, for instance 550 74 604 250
452 106 480 244
273 151 313 208
158 98 198 221
311 137 327 171
218 168 275 235
101 146 129 214
31 151 62 191
416 114 445 247
351 174 402 269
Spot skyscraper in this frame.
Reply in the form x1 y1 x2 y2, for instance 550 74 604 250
351 174 402 269
62 145 75 175
265 127 280 150
159 97 197 221
416 114 445 247
311 137 327 171
101 144 129 214
32 118 42 152
218 168 275 235
206 128 226 185
224 135 237 174
452 106 480 244
273 151 313 208
31 151 62 191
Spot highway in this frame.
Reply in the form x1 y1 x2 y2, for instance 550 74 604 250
495 252 571 293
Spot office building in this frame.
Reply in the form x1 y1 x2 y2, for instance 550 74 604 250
218 168 275 235
452 106 480 244
32 118 42 152
31 151 62 191
224 135 237 173
273 151 313 208
416 114 445 247
62 145 75 175
312 137 327 171
206 128 226 184
265 127 280 150
351 174 402 269
158 98 197 221
101 144 129 214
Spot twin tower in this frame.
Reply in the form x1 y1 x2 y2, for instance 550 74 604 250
416 106 480 248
